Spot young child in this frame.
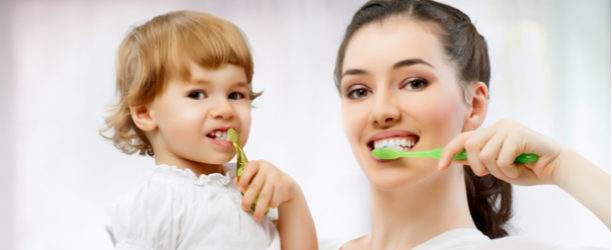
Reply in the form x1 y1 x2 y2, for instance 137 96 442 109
102 10 317 249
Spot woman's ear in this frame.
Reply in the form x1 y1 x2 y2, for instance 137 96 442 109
129 103 157 132
462 81 488 131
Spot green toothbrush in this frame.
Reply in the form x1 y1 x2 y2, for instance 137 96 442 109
371 147 538 163
227 128 269 214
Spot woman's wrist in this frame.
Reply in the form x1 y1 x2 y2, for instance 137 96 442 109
550 147 573 188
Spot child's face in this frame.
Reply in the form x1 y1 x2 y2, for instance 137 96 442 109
148 62 251 168
339 16 469 191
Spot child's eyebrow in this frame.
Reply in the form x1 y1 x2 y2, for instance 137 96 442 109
232 82 249 88
187 79 249 89
188 79 210 85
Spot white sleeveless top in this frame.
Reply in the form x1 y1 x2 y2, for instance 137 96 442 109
320 228 606 250
105 163 280 250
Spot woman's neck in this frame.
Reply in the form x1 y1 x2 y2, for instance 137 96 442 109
368 167 476 250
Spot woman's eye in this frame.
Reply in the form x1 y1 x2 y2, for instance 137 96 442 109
401 78 429 91
346 86 371 100
228 92 246 100
188 90 206 100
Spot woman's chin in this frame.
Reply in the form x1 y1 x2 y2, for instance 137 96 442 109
361 159 439 191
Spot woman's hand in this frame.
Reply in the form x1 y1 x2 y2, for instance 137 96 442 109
439 119 610 228
438 119 564 186
235 160 298 222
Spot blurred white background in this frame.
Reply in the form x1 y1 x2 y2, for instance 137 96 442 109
0 0 609 249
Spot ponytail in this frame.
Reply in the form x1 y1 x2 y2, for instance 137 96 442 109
464 165 512 238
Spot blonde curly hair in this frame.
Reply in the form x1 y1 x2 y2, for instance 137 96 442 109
101 10 260 156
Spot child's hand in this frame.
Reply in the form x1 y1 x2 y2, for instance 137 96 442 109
234 160 298 222
438 119 565 186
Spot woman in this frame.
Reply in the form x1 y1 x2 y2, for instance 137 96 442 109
327 0 610 249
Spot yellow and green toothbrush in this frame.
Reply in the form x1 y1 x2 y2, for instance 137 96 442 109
227 128 269 214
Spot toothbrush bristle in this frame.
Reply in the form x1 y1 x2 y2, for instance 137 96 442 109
228 128 239 143
372 148 400 160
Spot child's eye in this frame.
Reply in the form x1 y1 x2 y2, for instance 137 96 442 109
188 90 207 100
228 92 246 100
345 85 371 100
401 78 429 91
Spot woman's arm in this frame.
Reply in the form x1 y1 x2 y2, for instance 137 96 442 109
554 149 610 228
439 119 611 229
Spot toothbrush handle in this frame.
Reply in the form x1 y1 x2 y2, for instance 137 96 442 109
452 150 538 163
514 153 538 163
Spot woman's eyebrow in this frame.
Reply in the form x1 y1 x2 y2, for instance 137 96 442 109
342 68 367 78
393 58 434 69
342 58 434 78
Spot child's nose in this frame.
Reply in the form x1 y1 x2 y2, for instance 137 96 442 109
210 99 234 120
369 91 400 128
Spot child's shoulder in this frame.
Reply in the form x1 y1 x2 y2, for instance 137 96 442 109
108 163 238 212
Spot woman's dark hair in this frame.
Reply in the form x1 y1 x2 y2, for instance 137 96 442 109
334 0 511 238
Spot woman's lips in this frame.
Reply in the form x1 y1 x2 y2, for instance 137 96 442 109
366 130 420 151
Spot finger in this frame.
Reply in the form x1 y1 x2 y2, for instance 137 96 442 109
479 131 513 180
439 130 477 170
497 133 523 178
253 182 274 222
479 129 506 164
237 161 260 192
464 132 493 176
242 172 266 212
465 149 489 176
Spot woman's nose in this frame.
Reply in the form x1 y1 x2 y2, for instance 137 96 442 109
370 92 400 128
210 98 234 120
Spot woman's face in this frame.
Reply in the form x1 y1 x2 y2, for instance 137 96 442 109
340 16 471 191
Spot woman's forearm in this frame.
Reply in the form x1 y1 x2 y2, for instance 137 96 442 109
554 149 610 229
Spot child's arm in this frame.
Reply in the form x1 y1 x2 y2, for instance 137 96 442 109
236 160 318 250
438 119 611 229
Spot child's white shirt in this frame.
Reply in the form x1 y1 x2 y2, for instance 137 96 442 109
105 163 280 250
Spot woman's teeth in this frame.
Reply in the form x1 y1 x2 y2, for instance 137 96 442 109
210 131 230 141
373 137 415 151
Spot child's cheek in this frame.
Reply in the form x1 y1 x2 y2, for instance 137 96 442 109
236 104 252 146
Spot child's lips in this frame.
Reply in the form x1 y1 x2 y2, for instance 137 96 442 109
207 136 233 148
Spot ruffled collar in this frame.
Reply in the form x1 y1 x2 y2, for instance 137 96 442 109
150 163 237 187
